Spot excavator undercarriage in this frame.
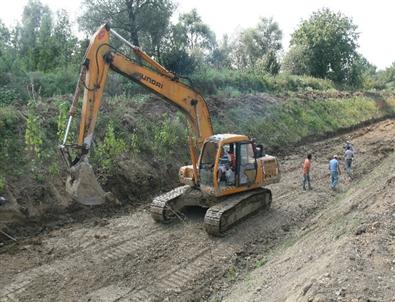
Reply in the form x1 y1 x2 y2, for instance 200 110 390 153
151 185 272 236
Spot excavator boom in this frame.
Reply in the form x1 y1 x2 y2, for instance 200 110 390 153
60 24 213 205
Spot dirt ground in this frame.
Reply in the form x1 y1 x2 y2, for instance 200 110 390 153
0 119 394 302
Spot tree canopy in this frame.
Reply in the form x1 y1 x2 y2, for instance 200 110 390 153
286 8 359 84
234 17 282 74
78 0 175 61
0 0 391 100
161 9 216 74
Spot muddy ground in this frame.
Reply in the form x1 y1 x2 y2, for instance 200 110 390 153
0 119 394 302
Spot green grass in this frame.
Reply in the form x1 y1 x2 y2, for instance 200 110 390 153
189 68 335 95
255 257 268 268
221 95 394 148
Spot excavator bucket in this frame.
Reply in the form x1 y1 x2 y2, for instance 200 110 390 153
66 157 106 205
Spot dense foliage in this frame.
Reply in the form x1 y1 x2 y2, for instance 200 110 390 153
285 9 360 84
1 1 393 102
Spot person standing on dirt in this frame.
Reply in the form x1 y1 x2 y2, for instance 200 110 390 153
344 140 354 151
329 155 341 190
344 145 354 178
302 153 312 190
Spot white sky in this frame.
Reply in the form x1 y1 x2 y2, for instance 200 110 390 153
1 0 394 70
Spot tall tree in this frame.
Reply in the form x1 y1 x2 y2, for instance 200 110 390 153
36 11 53 71
161 9 216 74
0 21 10 47
209 34 233 69
0 20 12 82
288 8 359 83
52 10 78 66
78 0 175 60
234 17 282 72
177 9 216 52
16 0 52 70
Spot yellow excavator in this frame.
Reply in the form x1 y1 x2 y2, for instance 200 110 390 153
59 24 280 235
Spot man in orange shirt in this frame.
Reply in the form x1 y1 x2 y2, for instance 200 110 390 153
302 153 312 190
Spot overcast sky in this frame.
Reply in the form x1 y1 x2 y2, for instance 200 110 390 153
1 0 394 70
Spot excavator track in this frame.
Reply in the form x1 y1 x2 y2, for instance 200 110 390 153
150 185 192 223
204 188 272 236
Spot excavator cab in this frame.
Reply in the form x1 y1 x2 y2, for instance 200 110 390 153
197 135 260 197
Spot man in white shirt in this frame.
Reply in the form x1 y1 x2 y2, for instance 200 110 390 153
344 145 354 178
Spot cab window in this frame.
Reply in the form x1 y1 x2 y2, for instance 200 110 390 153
238 143 257 185
199 142 218 186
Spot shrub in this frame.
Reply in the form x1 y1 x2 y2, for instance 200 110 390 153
25 100 44 160
94 121 127 171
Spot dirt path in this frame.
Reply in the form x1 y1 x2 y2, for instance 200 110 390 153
0 119 394 302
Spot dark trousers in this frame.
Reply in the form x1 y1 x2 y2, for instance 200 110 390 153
303 173 311 189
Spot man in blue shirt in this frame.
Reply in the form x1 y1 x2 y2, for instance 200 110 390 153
329 155 341 190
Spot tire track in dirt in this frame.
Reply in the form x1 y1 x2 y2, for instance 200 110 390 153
0 217 169 301
88 243 228 302
96 247 213 301
86 206 290 302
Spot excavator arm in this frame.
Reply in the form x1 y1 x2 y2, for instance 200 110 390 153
60 24 213 204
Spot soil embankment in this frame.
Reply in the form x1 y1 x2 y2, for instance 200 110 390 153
0 119 393 302
1 92 394 225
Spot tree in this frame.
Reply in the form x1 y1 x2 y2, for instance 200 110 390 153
375 62 395 90
78 0 175 60
0 21 10 47
0 21 11 65
209 34 233 69
381 62 395 83
0 21 12 83
16 0 52 70
36 11 53 71
234 17 282 71
347 55 377 88
52 10 78 66
282 44 310 75
14 2 79 72
161 9 216 74
177 9 216 52
288 8 359 83
257 50 281 75
138 1 174 59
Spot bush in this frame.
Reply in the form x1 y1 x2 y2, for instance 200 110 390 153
0 87 20 106
0 106 27 176
27 67 78 97
93 121 127 172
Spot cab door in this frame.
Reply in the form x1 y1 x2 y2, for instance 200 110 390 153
199 141 218 188
236 142 257 186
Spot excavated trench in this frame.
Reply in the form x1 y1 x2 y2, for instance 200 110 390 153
0 119 394 302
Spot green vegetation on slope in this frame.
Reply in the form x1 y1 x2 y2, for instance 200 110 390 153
223 95 394 147
1 92 394 207
190 69 334 96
